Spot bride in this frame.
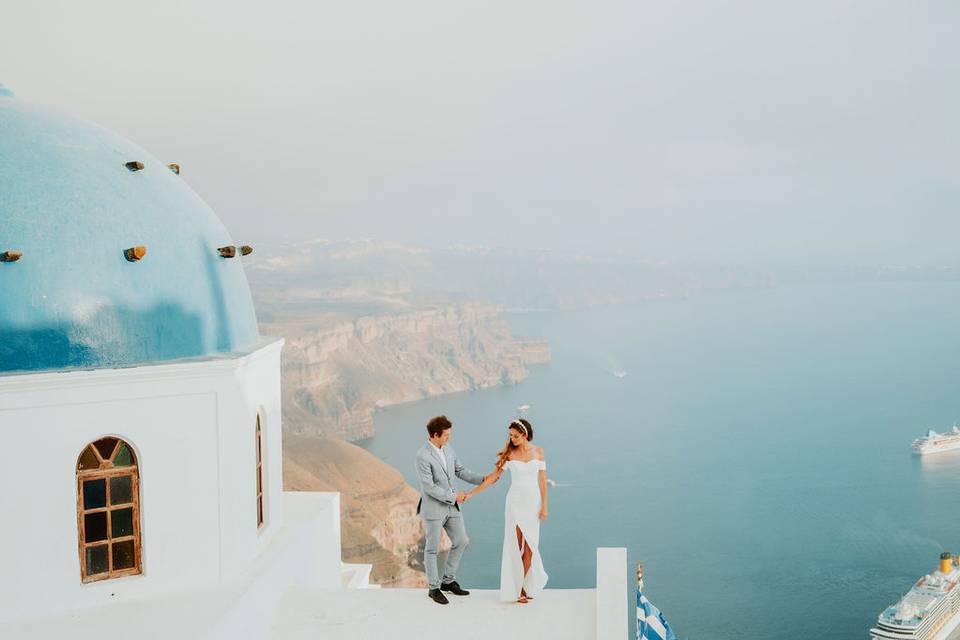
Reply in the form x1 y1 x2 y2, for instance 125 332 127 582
466 418 548 603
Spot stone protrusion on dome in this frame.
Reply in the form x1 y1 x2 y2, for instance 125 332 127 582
218 245 238 259
124 246 148 262
1 250 23 262
0 86 260 373
240 245 254 256
167 163 180 175
125 160 145 172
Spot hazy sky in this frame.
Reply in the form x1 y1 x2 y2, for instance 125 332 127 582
2 1 958 264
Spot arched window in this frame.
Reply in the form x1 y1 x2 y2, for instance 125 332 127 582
76 437 141 582
256 415 265 528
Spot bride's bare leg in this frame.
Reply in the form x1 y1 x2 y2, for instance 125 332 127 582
516 526 534 601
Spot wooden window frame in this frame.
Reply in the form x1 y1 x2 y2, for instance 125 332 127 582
256 415 265 529
76 438 142 583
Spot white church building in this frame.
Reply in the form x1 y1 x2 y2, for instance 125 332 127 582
0 84 629 639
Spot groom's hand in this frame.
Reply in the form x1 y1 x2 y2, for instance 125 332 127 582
456 492 469 504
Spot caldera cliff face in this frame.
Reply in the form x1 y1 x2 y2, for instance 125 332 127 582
269 303 548 442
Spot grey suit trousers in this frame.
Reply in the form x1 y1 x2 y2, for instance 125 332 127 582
423 513 469 589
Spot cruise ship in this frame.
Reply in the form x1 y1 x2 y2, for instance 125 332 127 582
871 553 960 640
912 426 960 455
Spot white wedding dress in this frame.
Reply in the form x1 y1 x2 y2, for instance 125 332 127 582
499 458 549 602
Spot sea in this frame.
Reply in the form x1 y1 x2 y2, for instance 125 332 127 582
359 282 960 640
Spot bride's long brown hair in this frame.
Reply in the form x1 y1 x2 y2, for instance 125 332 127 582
495 418 534 471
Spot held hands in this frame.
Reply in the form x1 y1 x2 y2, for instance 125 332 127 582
539 507 548 521
456 474 493 504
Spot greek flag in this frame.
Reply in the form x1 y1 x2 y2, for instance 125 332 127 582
637 589 677 640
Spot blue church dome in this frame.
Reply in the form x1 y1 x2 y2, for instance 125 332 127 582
0 86 260 373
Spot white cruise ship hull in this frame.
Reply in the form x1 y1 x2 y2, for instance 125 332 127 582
934 613 960 640
912 440 960 455
871 611 960 640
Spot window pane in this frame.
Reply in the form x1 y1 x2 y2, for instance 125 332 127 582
85 545 109 575
93 438 118 460
78 446 100 471
111 508 134 538
110 476 132 505
112 540 135 570
113 443 135 467
82 479 107 509
84 512 108 542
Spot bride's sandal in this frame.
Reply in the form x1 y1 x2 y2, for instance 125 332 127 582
516 595 529 604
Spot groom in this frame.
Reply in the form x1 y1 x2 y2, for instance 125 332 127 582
415 415 485 605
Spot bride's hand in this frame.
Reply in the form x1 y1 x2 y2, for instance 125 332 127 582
539 507 548 521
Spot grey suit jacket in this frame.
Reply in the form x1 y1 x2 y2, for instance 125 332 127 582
415 442 485 520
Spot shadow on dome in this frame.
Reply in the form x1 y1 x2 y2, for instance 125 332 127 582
0 302 206 374
202 237 233 352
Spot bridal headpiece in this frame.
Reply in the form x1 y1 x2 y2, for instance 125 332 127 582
510 419 529 438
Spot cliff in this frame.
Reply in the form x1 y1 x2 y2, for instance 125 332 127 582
283 434 436 587
266 302 550 442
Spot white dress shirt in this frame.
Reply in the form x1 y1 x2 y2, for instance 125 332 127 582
428 441 447 472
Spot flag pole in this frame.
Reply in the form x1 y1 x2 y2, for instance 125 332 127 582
636 560 677 640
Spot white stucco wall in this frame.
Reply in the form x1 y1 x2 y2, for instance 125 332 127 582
0 337 285 623
0 492 347 639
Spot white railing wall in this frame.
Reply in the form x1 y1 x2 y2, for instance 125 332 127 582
596 547 628 640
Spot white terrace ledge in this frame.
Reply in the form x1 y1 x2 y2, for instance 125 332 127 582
272 586 596 640
272 548 627 640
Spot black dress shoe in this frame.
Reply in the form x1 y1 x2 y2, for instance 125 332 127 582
428 588 449 605
440 580 470 596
